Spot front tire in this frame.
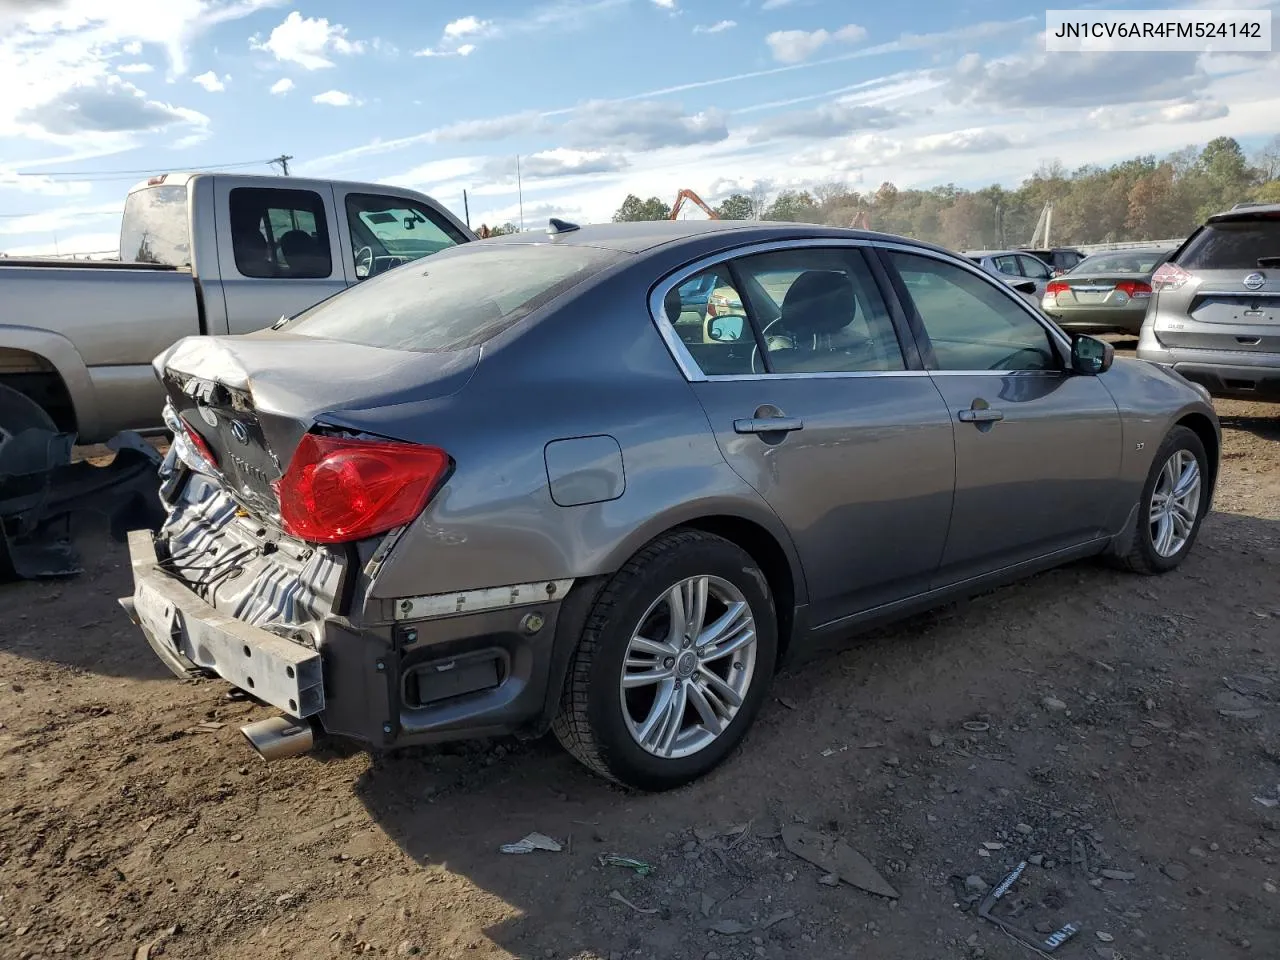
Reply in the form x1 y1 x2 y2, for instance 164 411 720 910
552 529 778 790
1110 425 1208 574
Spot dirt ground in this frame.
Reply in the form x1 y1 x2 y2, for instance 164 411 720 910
2 373 1278 960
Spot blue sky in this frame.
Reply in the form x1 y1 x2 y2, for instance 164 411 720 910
1 0 1278 254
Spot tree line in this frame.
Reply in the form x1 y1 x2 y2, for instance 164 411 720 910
611 135 1280 250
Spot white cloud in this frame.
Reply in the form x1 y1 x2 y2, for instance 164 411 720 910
116 62 154 74
949 46 1209 109
0 230 121 258
483 148 630 183
16 75 209 140
565 100 729 151
761 0 798 8
192 70 226 92
766 24 866 63
694 20 736 34
652 0 677 7
250 11 364 70
0 201 122 237
0 0 279 160
1089 98 1230 130
416 15 495 56
444 15 491 38
313 89 360 107
750 102 906 141
269 77 294 95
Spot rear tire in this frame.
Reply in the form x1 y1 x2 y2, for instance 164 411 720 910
0 383 56 447
1109 425 1208 575
552 529 777 790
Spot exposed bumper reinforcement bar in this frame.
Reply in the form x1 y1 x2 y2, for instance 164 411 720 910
123 528 326 718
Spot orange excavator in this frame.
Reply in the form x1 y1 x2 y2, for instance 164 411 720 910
670 189 719 220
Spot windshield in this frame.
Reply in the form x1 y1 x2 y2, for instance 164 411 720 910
1071 250 1172 274
279 243 622 352
1178 216 1280 271
119 185 190 266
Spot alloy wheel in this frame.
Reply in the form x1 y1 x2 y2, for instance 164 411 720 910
1149 448 1201 558
620 575 758 759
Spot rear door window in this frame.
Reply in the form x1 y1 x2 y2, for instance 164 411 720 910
1017 255 1053 280
992 255 1021 277
280 243 620 352
229 187 333 280
1177 217 1280 271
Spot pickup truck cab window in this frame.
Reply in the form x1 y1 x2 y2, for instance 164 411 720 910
120 185 191 267
229 187 333 280
344 193 470 280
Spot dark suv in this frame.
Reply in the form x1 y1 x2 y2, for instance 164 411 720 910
1020 248 1086 276
1137 204 1280 401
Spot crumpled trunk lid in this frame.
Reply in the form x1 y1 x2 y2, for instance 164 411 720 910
155 332 479 521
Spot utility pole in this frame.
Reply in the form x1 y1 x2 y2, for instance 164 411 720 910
463 189 471 229
269 154 293 176
516 154 524 231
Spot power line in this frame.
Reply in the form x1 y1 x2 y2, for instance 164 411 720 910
15 158 282 178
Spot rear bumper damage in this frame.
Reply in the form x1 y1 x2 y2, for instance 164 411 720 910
120 471 575 757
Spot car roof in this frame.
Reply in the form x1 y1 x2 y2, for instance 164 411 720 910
1206 202 1280 223
964 249 1030 258
483 219 942 257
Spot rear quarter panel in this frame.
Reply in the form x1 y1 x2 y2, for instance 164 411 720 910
347 251 807 605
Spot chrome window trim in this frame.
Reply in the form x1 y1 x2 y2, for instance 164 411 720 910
648 237 1073 384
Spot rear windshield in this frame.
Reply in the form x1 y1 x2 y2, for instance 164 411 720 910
1177 217 1280 271
1071 250 1171 274
279 243 621 352
120 185 191 266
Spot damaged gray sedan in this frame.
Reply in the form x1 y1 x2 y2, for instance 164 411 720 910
122 220 1220 791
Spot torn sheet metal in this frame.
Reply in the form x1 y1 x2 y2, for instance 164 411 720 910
1 428 165 580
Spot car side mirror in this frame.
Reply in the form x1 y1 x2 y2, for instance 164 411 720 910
1010 279 1036 295
1071 334 1113 375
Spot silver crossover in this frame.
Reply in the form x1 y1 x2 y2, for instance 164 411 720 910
122 220 1221 791
1138 203 1280 401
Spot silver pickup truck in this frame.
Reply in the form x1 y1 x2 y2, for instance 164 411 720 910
1 172 476 443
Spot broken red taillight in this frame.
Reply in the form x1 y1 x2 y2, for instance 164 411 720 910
178 416 218 470
275 434 450 544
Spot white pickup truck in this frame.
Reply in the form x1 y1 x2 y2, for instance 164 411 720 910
0 172 475 442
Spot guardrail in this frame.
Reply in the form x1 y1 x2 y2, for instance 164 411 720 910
1072 239 1185 254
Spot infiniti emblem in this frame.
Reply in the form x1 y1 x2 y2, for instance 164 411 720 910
229 420 249 444
1243 271 1265 290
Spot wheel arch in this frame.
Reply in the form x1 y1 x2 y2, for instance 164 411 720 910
0 328 97 437
536 510 808 737
1174 411 1219 506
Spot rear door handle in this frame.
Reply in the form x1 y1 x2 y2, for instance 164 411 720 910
957 408 1004 423
734 416 804 434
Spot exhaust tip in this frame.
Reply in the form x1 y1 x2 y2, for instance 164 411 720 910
240 715 316 762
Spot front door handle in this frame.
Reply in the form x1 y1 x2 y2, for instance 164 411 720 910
957 408 1004 423
734 416 804 434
